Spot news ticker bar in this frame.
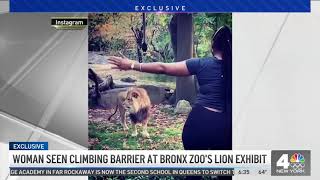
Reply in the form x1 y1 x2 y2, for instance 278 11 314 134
9 150 311 176
11 168 235 176
10 0 310 12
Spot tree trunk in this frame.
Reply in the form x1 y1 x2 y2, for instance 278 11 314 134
171 14 196 104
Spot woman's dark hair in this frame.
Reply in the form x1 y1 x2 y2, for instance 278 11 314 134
212 26 232 145
212 26 232 118
212 26 232 61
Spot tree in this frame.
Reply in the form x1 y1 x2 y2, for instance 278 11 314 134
170 14 197 104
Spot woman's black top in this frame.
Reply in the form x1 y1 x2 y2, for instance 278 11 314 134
186 57 225 111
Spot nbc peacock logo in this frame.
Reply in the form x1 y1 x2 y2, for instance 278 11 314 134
290 153 305 163
289 153 305 172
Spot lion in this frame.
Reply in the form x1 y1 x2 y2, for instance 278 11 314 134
88 69 151 138
123 87 151 137
109 87 151 138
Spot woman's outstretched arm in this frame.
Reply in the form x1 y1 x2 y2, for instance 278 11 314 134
107 56 191 76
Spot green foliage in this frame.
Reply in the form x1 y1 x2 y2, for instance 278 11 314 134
89 13 231 60
194 13 232 58
147 14 174 62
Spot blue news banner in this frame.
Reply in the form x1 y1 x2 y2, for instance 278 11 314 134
10 0 310 12
9 142 48 150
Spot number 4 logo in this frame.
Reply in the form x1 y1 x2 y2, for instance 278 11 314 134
277 154 290 169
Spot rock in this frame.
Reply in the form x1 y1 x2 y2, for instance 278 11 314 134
121 77 137 83
168 90 176 105
139 85 171 105
113 80 136 88
174 100 192 114
164 105 172 109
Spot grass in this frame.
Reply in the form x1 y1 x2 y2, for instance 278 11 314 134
88 108 185 150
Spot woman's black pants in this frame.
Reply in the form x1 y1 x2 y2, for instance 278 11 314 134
182 105 232 180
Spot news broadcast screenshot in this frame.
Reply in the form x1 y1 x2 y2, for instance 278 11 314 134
0 0 318 179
